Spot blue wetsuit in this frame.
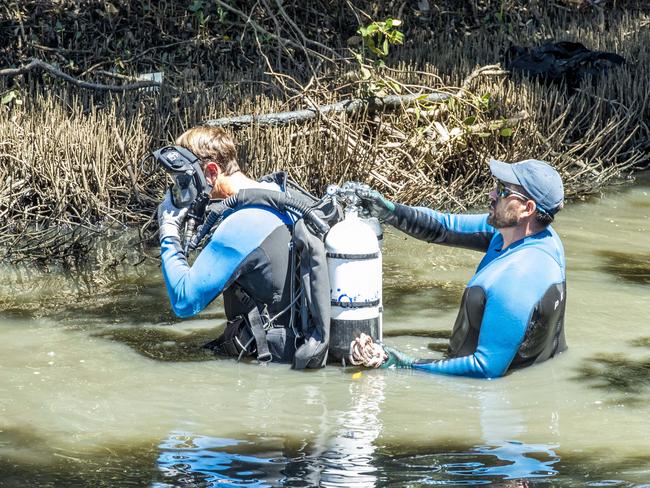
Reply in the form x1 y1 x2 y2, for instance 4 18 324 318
160 179 296 362
387 204 567 378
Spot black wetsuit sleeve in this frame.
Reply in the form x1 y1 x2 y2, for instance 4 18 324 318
386 204 495 252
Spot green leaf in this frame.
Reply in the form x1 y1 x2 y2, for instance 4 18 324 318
366 24 379 34
480 93 491 109
1 90 18 105
463 115 476 125
386 18 393 29
500 127 514 137
358 27 367 36
382 37 389 56
477 132 492 138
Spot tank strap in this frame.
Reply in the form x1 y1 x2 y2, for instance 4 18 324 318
326 252 380 260
233 284 272 363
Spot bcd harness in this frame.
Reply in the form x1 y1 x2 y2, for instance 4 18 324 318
205 284 275 363
198 172 340 369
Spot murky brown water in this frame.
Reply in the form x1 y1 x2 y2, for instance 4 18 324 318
1 175 649 487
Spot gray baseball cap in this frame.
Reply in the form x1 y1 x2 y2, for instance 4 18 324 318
489 158 564 215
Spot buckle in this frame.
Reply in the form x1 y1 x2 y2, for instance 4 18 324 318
261 305 272 331
257 351 273 363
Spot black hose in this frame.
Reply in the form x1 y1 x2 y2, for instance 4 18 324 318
187 189 330 252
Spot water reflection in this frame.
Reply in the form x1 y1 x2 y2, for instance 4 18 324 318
153 374 387 487
94 326 225 362
470 381 560 483
597 250 650 285
151 374 566 487
155 434 277 487
575 352 650 396
153 435 561 487
443 441 560 480
379 440 561 486
319 373 385 487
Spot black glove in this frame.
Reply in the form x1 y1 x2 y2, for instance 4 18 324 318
380 346 415 369
355 187 396 222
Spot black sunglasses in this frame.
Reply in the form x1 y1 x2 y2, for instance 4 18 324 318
495 181 530 201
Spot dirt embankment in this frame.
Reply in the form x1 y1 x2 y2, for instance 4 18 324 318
1 1 649 262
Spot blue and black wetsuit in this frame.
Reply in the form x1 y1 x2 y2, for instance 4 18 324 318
160 178 296 362
387 204 567 378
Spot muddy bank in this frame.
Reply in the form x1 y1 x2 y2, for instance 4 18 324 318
1 1 648 261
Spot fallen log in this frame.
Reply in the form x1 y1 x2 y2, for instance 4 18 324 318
204 91 451 128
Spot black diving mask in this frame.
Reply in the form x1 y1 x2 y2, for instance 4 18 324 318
152 145 210 209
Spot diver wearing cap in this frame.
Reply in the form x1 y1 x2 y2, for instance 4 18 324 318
157 126 297 363
354 158 567 378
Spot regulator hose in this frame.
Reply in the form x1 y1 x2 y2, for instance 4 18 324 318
187 189 330 252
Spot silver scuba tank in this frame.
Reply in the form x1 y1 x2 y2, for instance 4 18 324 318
325 207 383 364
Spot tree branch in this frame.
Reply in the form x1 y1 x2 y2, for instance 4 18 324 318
0 59 162 92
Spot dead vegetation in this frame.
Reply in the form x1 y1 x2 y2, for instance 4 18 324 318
0 1 649 262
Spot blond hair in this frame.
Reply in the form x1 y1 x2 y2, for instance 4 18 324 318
175 126 240 175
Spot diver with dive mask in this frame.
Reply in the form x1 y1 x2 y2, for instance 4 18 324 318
154 126 337 367
152 145 213 254
153 126 385 369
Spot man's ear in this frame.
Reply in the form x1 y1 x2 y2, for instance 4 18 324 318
523 199 537 218
203 162 220 184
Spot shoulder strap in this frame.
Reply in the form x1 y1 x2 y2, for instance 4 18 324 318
258 171 320 203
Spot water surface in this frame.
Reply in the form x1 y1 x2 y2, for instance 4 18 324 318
1 176 649 487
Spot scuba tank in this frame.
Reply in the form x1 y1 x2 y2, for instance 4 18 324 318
325 198 383 365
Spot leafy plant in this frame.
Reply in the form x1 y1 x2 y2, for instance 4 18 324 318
357 18 405 60
351 18 405 97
